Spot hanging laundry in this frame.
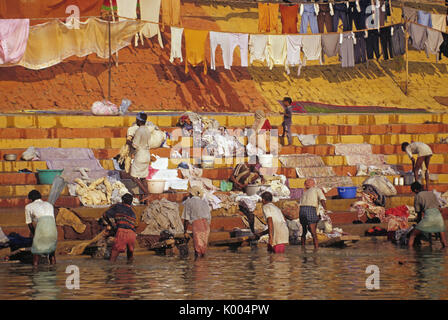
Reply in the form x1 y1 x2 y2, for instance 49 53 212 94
140 0 163 48
402 7 418 26
249 34 268 64
340 33 356 67
321 33 340 59
300 3 319 34
348 0 368 30
391 24 406 57
354 31 367 64
439 33 448 60
0 19 30 65
333 2 350 32
161 0 181 30
228 33 249 69
17 18 144 70
409 23 428 51
376 0 387 27
102 0 117 12
184 29 209 74
380 26 394 60
117 0 138 20
170 27 183 63
425 29 444 61
280 4 298 34
317 2 333 33
417 10 433 28
266 35 287 69
0 0 103 26
431 14 447 32
210 32 248 70
301 34 322 66
285 35 302 75
210 31 231 70
258 3 279 33
366 29 381 60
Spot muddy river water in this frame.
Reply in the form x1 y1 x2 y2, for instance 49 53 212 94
1 241 447 300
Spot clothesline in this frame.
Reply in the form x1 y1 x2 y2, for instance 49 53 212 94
115 14 401 36
402 4 448 18
182 0 383 6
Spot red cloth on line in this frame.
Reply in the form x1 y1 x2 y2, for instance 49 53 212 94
385 205 410 218
112 228 136 253
261 119 272 130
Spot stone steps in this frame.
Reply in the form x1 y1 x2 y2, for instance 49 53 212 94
2 113 447 129
2 143 448 161
3 165 448 185
1 131 448 149
1 123 448 139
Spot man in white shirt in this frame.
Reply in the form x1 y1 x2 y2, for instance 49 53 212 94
25 190 58 266
130 112 153 196
299 179 327 249
261 192 289 254
401 142 433 191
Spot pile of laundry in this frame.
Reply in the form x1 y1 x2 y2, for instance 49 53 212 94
146 156 188 191
140 198 184 236
22 147 118 183
68 176 133 208
280 154 352 192
334 143 400 176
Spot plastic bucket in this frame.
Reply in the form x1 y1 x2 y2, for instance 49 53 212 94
337 186 357 199
259 154 274 168
147 180 166 194
245 185 260 196
37 169 64 185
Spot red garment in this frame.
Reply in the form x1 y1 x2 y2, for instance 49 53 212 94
261 119 272 130
385 205 409 218
112 228 136 253
268 243 285 253
192 218 210 256
146 166 159 179
280 4 298 34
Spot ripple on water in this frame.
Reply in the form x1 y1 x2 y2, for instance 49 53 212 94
0 242 447 299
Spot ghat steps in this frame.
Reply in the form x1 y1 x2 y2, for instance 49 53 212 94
0 112 447 239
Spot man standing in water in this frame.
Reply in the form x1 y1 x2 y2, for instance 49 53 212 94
261 191 289 253
299 179 327 249
25 190 58 266
105 193 137 262
182 186 212 259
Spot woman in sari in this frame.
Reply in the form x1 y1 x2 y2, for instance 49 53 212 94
182 186 212 258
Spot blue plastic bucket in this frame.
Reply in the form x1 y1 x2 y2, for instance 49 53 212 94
37 169 63 185
337 186 357 199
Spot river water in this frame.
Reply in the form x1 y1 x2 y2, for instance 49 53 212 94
1 241 447 300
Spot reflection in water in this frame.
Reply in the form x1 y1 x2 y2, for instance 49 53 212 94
0 242 447 300
31 267 60 300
